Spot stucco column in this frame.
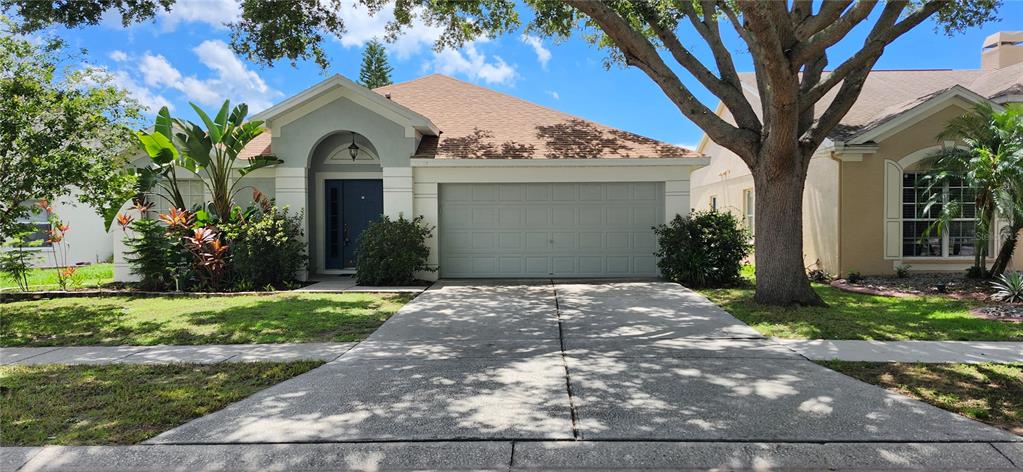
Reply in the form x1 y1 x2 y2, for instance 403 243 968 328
665 177 692 221
275 167 309 280
413 180 439 281
383 167 414 218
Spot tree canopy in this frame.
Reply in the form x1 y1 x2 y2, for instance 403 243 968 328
0 17 141 238
359 39 394 89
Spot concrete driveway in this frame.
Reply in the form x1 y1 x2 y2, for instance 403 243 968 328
149 280 1017 446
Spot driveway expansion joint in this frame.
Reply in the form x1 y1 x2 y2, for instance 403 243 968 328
551 279 582 441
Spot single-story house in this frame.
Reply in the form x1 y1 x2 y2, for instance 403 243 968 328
111 73 708 281
691 31 1023 277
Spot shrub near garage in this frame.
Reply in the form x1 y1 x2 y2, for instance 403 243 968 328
356 215 435 286
654 210 751 288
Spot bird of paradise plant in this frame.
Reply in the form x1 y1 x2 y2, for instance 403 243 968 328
135 101 283 222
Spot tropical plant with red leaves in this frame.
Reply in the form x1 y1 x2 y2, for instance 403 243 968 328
183 226 229 289
158 207 194 230
45 213 78 290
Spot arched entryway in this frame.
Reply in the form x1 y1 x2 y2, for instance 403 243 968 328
307 131 384 273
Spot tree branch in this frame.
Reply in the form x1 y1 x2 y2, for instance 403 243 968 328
802 1 942 148
563 0 758 159
794 0 853 40
655 1 760 133
801 1 941 111
792 0 877 65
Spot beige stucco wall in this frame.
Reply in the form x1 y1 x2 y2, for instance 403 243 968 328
690 113 840 275
839 103 980 275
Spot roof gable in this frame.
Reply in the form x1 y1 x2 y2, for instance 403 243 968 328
252 74 439 136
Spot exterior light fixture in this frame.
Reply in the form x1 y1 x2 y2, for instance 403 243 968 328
348 133 360 160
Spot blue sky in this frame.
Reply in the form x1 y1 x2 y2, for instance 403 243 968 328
50 1 1023 148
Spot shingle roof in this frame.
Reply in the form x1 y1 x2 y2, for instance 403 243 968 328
738 62 1023 141
238 132 272 160
374 74 700 159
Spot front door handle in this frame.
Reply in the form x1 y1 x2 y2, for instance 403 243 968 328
343 223 350 246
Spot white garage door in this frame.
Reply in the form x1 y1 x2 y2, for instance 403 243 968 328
439 182 664 278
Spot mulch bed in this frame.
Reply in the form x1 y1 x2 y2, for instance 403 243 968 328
832 274 992 300
971 304 1023 323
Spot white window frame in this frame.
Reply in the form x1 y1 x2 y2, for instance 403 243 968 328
5 202 51 249
900 171 981 259
742 188 755 232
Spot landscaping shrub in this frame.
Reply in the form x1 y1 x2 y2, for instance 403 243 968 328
653 210 751 288
222 206 306 289
992 272 1023 303
895 264 912 278
123 218 181 291
356 215 434 286
846 271 864 284
0 226 38 292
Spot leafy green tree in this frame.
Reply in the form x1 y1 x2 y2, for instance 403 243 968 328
359 39 393 89
8 1 1003 305
0 17 141 237
135 101 283 221
924 104 1023 278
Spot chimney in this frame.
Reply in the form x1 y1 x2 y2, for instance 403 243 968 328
981 31 1023 70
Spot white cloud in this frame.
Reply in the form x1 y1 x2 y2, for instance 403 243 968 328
546 90 560 100
139 54 182 88
99 40 281 115
334 2 443 60
520 34 551 69
85 65 174 113
428 44 517 86
157 0 241 32
109 50 128 62
191 40 278 111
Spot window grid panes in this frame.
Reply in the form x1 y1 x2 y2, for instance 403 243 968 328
149 180 207 216
901 172 981 258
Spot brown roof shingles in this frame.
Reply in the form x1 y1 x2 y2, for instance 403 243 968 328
738 63 1023 141
375 74 699 159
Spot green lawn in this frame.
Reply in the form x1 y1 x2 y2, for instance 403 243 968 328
701 285 1023 341
0 362 322 445
0 263 113 291
822 361 1022 434
0 293 412 346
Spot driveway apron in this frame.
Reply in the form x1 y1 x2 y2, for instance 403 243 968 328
149 280 1018 445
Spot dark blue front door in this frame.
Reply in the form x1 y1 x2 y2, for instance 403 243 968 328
324 179 383 269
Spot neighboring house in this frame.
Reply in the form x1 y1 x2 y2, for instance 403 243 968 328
112 73 707 281
2 190 114 268
692 31 1023 277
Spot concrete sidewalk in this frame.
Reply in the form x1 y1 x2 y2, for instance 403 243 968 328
0 343 356 365
4 441 1023 471
776 339 1023 363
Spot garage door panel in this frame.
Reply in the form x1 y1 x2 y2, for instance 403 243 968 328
634 206 659 226
552 207 576 225
578 207 603 226
473 185 498 201
471 208 496 225
498 207 524 227
525 207 549 226
607 207 630 225
525 232 549 250
499 184 525 201
498 257 523 274
440 182 663 277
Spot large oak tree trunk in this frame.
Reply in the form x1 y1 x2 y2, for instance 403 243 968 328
750 144 825 306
